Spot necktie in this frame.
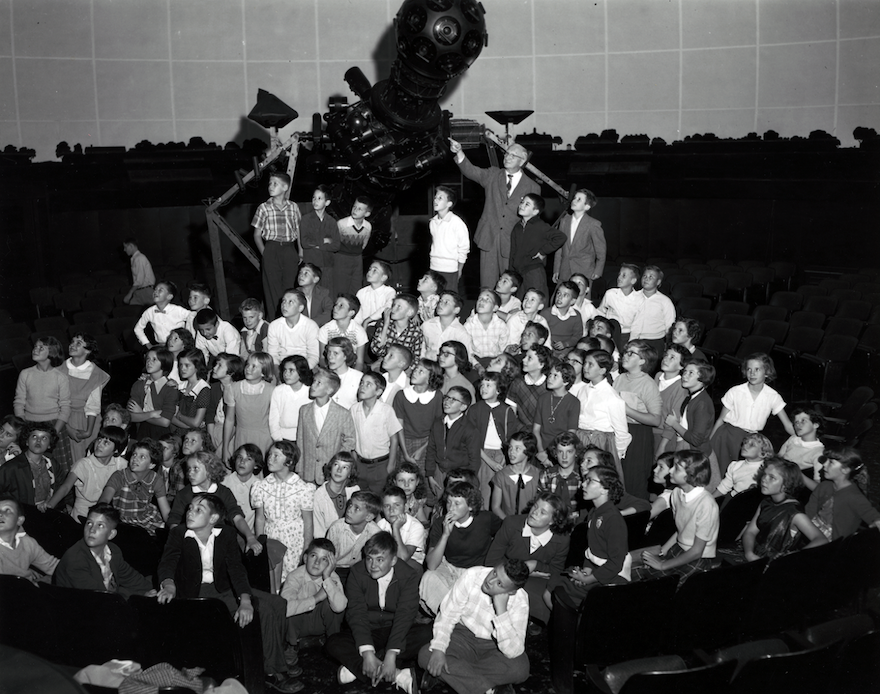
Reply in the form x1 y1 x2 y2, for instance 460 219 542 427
507 174 513 197
516 474 525 513
557 477 571 512
680 393 691 417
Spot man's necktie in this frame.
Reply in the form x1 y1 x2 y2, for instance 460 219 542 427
507 174 513 197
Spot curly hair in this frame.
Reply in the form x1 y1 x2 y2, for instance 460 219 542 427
230 443 264 475
445 480 482 515
133 438 164 469
386 461 427 500
531 491 571 534
589 465 625 505
21 420 60 451
187 451 227 484
755 457 803 499
167 328 195 353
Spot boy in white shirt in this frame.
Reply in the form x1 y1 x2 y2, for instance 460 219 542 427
351 373 402 497
506 288 550 351
422 291 473 361
629 266 676 357
597 264 644 351
354 261 396 328
267 289 320 369
195 308 242 360
429 186 470 291
377 486 426 572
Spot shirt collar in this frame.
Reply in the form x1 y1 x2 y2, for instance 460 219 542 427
453 515 474 529
523 373 546 387
184 527 223 544
403 387 436 404
0 530 27 551
682 486 705 501
444 413 463 427
521 523 553 546
551 305 576 320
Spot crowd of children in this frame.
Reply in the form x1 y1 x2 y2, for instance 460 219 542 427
2 175 879 694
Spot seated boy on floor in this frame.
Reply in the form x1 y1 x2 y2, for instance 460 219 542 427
157 492 303 694
0 494 59 583
55 502 154 598
325 531 432 691
280 538 347 654
378 486 427 573
326 490 382 581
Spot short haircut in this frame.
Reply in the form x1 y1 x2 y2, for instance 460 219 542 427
326 336 357 368
552 431 584 457
188 451 227 484
509 431 538 459
742 432 775 459
440 290 463 311
308 537 336 555
349 490 382 519
323 450 359 484
642 265 664 282
655 451 677 489
280 354 314 387
620 263 641 279
354 195 373 212
270 172 291 186
756 457 804 499
568 274 589 297
524 321 550 345
167 328 196 352
268 441 300 471
372 260 392 279
134 437 163 469
159 432 182 455
1 415 25 437
532 491 570 533
282 288 307 308
524 287 547 305
215 352 245 382
156 280 179 300
386 344 414 370
386 461 427 499
124 237 139 247
103 403 131 428
36 336 65 367
551 362 576 388
577 188 598 208
503 557 530 588
87 502 121 528
314 184 332 198
441 340 471 374
675 449 711 487
595 335 617 356
315 367 342 395
0 493 21 517
590 465 625 505
364 530 397 557
300 261 323 281
479 288 502 308
625 340 658 374
423 270 447 294
556 280 579 300
741 353 778 383
70 332 100 362
480 371 508 400
791 407 824 437
445 481 482 514
382 485 407 504
435 185 458 207
362 371 386 393
394 293 419 316
501 269 523 291
583 445 615 470
239 297 264 314
447 385 472 407
232 443 264 475
23 420 60 450
419 359 445 391
445 468 479 491
527 344 554 375
337 293 360 316
523 193 545 213
588 316 614 338
687 359 715 387
663 343 690 367
97 425 128 455
188 282 212 300
673 316 703 344
192 492 226 519
195 308 218 327
151 348 175 377
183 428 215 454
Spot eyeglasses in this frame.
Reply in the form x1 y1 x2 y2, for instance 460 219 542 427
443 395 466 406
623 350 640 358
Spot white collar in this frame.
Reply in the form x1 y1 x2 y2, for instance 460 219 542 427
551 305 576 320
453 515 474 529
523 373 546 387
66 359 94 374
402 387 436 404
508 469 535 484
682 486 705 502
184 527 222 545
192 482 218 493
444 413 463 427
521 523 553 547
0 530 26 551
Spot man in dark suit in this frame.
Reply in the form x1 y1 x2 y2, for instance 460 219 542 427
156 492 303 693
425 386 481 497
552 189 606 288
448 137 540 289
325 531 432 691
54 503 153 598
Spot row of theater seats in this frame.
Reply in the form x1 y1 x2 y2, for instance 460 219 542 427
0 575 265 692
548 528 880 694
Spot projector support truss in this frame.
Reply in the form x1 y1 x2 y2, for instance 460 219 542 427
205 133 300 319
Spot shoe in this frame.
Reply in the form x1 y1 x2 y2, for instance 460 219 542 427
420 670 438 692
284 645 299 666
286 664 303 678
297 635 326 649
264 673 304 693
395 667 418 694
338 665 357 685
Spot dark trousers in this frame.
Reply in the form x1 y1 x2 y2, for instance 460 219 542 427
262 240 299 320
287 599 344 643
326 623 433 683
417 623 529 694
436 270 460 294
199 583 288 675
518 266 549 302
356 455 390 497
334 254 364 297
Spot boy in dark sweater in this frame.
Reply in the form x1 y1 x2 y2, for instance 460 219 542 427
509 194 565 302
